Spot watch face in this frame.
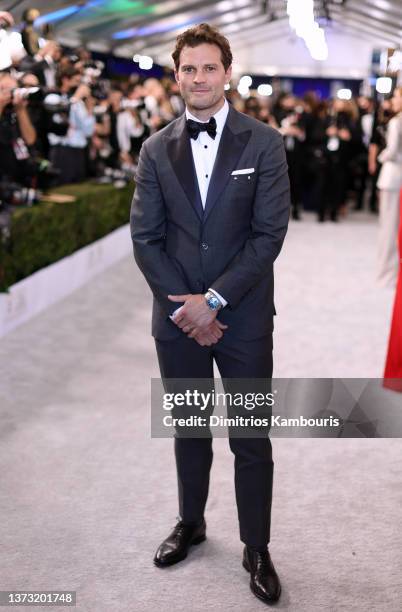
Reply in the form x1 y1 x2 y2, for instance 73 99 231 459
207 295 220 310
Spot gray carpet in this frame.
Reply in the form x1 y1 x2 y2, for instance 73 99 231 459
0 211 401 611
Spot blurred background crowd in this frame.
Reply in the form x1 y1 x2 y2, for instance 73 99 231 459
0 10 186 202
0 7 401 226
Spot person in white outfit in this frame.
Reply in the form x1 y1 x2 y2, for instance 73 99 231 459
377 86 402 286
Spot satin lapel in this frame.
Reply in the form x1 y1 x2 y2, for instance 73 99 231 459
166 117 203 221
203 124 251 222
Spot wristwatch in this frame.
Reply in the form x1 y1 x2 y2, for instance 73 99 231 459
204 290 222 311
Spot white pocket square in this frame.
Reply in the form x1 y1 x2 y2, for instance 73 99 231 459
231 167 255 175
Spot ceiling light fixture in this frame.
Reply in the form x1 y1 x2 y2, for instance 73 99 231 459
337 88 352 100
376 77 392 94
286 0 328 61
257 84 273 96
138 55 153 69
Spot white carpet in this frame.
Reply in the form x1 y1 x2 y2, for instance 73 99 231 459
0 210 401 612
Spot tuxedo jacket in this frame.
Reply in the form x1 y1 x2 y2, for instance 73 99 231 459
130 103 290 341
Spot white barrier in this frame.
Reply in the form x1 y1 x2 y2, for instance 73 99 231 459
0 223 132 338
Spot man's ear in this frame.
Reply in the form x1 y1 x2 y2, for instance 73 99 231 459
174 69 180 85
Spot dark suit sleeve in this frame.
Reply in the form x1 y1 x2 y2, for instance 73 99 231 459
210 131 290 309
130 141 191 315
31 59 48 87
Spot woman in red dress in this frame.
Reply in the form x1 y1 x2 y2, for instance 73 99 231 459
383 190 402 391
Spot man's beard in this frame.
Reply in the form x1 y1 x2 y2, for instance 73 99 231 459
187 91 219 110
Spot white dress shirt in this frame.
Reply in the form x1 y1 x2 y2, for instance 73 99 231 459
184 97 229 308
186 97 229 208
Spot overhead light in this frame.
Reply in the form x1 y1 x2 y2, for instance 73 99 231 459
257 84 273 96
337 88 352 100
287 0 328 61
376 77 392 94
239 75 252 87
388 50 402 72
138 55 153 70
237 82 250 96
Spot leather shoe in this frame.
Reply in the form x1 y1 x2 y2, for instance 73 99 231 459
153 519 206 567
243 546 281 604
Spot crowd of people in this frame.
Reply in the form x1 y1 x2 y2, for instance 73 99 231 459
0 14 401 383
240 90 397 222
0 32 187 199
0 10 399 225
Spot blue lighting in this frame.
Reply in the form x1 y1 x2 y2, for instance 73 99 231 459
112 15 202 40
34 0 103 26
34 6 80 25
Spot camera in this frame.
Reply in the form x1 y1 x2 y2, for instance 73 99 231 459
43 92 70 113
0 179 40 207
12 86 42 101
42 92 70 136
96 164 136 188
121 98 146 111
79 60 108 100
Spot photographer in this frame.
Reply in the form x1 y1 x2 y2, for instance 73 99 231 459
273 93 305 220
0 71 36 184
142 77 175 132
323 98 361 221
48 66 95 184
17 72 49 157
117 83 150 165
18 40 61 90
33 40 61 89
88 95 112 176
107 88 123 166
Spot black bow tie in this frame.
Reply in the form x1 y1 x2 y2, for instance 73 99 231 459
186 116 217 140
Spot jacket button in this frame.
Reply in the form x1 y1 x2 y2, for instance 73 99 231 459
201 242 208 250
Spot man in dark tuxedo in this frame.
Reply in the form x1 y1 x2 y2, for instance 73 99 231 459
130 23 290 605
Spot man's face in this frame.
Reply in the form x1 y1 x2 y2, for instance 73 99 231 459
63 73 81 92
174 43 231 115
0 74 17 107
128 85 143 100
53 45 62 62
21 73 39 87
282 95 296 110
109 90 122 106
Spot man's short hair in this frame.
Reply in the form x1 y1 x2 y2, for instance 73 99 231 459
57 65 80 88
172 23 232 72
59 66 80 82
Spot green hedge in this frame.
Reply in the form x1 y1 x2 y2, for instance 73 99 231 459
0 182 134 292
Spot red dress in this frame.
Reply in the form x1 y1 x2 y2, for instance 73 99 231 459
383 190 402 391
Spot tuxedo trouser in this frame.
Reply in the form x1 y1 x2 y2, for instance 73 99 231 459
155 331 274 550
377 189 400 287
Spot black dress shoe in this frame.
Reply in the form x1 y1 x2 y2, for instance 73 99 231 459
242 546 281 604
153 519 206 567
